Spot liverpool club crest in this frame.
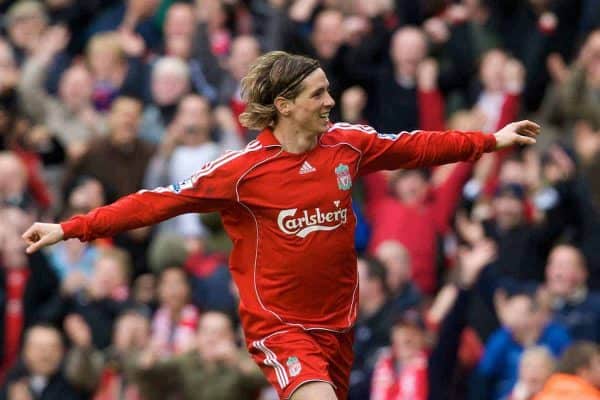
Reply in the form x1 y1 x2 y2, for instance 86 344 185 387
335 163 352 191
286 356 302 377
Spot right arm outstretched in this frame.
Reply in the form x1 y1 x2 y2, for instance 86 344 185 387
22 145 255 253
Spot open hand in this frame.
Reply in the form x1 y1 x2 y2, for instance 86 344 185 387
493 120 540 149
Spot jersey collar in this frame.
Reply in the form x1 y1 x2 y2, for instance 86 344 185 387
257 127 281 148
257 124 333 148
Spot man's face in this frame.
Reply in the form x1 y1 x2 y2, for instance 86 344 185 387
391 325 424 362
285 68 335 135
545 246 586 298
376 242 411 292
519 354 554 394
176 96 212 138
109 98 142 145
90 256 126 298
24 327 63 377
196 313 234 354
8 12 46 49
158 268 190 311
503 295 540 335
164 4 195 38
480 49 508 92
393 170 429 204
113 314 150 351
152 70 189 106
228 36 260 81
311 11 344 60
493 195 524 229
391 29 427 80
59 65 93 109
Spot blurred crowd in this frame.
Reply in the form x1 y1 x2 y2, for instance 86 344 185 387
0 0 599 399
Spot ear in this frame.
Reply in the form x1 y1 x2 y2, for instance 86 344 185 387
274 96 292 117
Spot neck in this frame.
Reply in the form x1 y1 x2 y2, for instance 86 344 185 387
273 121 319 153
169 304 185 321
394 69 415 88
513 324 543 346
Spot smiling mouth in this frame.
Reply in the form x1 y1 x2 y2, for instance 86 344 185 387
320 112 330 120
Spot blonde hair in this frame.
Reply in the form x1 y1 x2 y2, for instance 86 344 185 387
86 32 125 62
239 51 320 130
6 0 48 26
520 346 556 372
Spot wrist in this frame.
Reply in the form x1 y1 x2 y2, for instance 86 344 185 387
485 134 498 151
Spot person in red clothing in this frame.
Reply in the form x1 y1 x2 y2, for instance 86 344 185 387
22 51 539 400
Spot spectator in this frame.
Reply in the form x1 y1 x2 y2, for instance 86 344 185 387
365 160 473 295
139 56 191 144
0 152 33 210
46 209 100 284
4 0 49 65
135 311 266 400
350 257 394 400
473 49 523 134
374 240 422 315
509 346 556 400
540 244 600 342
361 26 429 133
18 25 105 161
85 31 147 112
65 96 154 200
540 29 600 134
64 310 150 399
46 247 132 350
533 341 600 399
0 207 58 383
150 266 199 357
472 290 571 400
279 7 354 119
219 35 262 138
1 324 86 400
370 239 492 400
84 0 162 51
163 2 220 104
144 94 241 237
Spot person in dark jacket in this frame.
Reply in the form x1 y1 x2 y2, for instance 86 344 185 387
1 324 86 400
0 207 59 383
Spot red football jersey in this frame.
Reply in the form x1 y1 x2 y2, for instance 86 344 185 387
61 123 496 340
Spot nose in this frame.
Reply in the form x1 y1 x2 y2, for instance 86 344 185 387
324 92 335 108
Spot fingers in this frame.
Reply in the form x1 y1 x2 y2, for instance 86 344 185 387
23 228 50 254
26 239 46 254
21 225 39 245
513 120 541 137
516 135 537 145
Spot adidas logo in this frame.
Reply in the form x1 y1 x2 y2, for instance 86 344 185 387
299 161 316 174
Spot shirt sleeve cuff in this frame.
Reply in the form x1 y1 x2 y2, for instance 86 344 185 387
60 219 83 240
483 134 497 152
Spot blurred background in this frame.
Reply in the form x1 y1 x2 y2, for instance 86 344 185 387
0 0 599 399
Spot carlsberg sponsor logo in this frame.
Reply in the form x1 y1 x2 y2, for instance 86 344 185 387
277 206 348 238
